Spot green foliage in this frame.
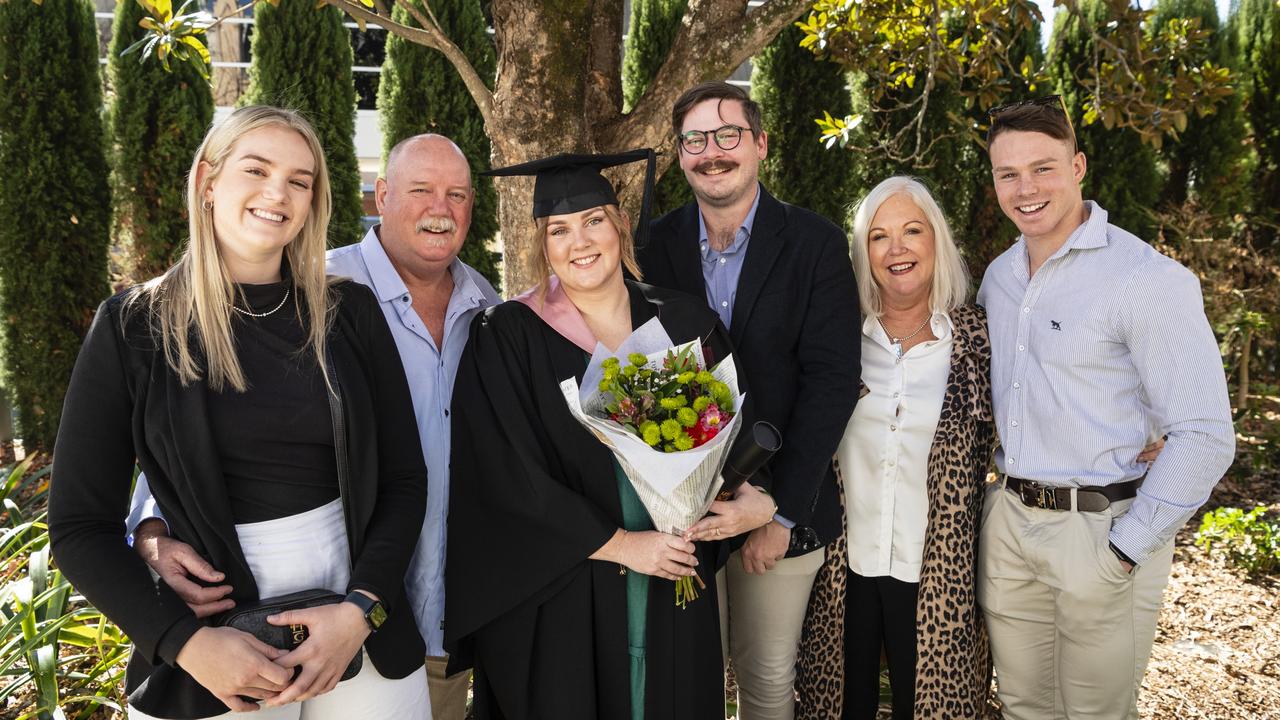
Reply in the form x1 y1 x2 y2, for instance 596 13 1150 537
621 0 694 217
377 0 500 287
118 0 215 80
109 0 215 283
1149 0 1249 218
1196 506 1280 575
0 0 111 450
1 457 130 719
1049 0 1162 240
752 25 854 227
242 0 364 248
1233 0 1280 247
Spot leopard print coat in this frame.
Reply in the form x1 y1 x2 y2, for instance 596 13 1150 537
795 303 998 719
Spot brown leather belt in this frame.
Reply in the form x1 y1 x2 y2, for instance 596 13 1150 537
1004 476 1142 512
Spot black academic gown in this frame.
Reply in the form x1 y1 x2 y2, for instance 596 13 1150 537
446 281 730 720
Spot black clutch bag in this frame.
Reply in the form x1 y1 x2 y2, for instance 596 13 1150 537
216 589 362 682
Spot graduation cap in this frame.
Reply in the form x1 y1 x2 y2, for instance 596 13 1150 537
483 149 657 248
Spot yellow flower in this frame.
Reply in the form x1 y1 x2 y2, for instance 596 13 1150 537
673 433 694 451
640 421 661 446
677 407 698 427
661 419 681 441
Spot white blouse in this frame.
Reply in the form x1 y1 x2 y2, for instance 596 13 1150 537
837 312 954 584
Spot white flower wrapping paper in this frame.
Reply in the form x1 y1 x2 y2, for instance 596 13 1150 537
559 317 746 534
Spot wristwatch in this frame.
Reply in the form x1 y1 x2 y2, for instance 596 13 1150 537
1108 542 1138 570
344 591 388 632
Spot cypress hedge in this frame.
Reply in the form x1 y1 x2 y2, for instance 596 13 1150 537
377 0 499 286
622 0 694 217
1234 0 1280 246
1150 0 1248 218
0 0 111 448
1048 0 1162 240
242 0 364 248
752 24 854 227
108 0 215 283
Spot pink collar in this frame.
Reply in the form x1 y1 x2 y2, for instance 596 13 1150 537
514 276 598 353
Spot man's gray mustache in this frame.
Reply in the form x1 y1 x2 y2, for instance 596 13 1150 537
417 218 456 233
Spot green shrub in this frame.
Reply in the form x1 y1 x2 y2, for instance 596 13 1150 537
1195 505 1280 575
1 457 130 719
242 0 364 248
0 0 112 450
108 0 215 283
377 0 500 287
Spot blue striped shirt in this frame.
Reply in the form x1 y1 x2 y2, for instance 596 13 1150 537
977 201 1234 564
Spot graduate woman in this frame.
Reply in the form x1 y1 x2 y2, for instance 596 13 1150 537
49 106 429 719
445 151 774 720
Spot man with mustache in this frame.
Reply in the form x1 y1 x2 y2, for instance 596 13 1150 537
639 81 861 720
128 133 500 720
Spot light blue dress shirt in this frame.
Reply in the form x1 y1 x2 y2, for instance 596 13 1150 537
977 201 1234 564
327 226 500 656
698 185 760 330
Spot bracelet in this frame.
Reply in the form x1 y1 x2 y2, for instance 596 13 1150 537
617 529 628 575
752 485 779 516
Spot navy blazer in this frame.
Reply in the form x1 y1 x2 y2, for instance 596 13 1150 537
50 281 427 719
639 186 861 553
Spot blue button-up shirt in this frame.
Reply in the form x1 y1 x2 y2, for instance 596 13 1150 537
698 186 760 329
977 201 1234 564
328 226 499 655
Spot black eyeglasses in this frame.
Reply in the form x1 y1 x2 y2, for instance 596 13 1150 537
678 125 751 155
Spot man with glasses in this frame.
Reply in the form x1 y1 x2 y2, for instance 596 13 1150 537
638 81 861 720
976 97 1234 718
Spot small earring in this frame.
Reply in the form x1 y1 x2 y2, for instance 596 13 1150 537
202 199 213 211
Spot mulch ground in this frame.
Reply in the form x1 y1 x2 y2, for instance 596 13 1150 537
1138 469 1280 719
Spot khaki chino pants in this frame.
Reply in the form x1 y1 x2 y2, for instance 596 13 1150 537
717 546 825 720
977 483 1174 720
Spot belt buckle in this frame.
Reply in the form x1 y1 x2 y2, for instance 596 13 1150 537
1038 487 1058 510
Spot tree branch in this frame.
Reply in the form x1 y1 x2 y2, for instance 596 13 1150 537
324 0 495 127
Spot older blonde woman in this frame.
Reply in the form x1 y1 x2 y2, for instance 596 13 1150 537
49 106 429 719
797 176 996 720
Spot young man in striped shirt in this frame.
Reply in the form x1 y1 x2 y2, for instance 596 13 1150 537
975 98 1235 719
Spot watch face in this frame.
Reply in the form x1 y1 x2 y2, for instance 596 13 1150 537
368 601 388 630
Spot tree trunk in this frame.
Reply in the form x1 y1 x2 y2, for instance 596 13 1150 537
1236 326 1252 412
483 0 811 294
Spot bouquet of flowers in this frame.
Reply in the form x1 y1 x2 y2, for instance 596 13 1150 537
560 317 745 607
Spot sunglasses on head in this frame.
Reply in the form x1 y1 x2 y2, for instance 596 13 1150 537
988 94 1077 148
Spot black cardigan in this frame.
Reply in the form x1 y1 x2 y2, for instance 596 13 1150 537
49 280 427 719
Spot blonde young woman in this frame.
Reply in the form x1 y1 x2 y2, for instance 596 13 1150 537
49 106 430 720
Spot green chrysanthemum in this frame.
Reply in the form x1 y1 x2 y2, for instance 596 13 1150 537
622 364 637 378
692 396 711 412
695 370 714 385
659 395 688 410
677 407 698 427
628 352 648 367
660 419 681 441
640 421 661 447
602 357 620 370
677 371 695 385
673 433 694 451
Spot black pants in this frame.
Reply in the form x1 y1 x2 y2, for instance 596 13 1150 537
842 569 919 720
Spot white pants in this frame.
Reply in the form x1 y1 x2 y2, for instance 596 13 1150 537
131 500 430 720
718 546 825 720
978 484 1173 720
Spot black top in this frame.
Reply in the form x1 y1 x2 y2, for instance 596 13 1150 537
214 280 338 523
50 280 427 719
640 187 862 554
446 281 730 719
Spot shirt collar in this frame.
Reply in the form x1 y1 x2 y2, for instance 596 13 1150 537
358 224 490 310
697 184 761 254
1007 200 1110 281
